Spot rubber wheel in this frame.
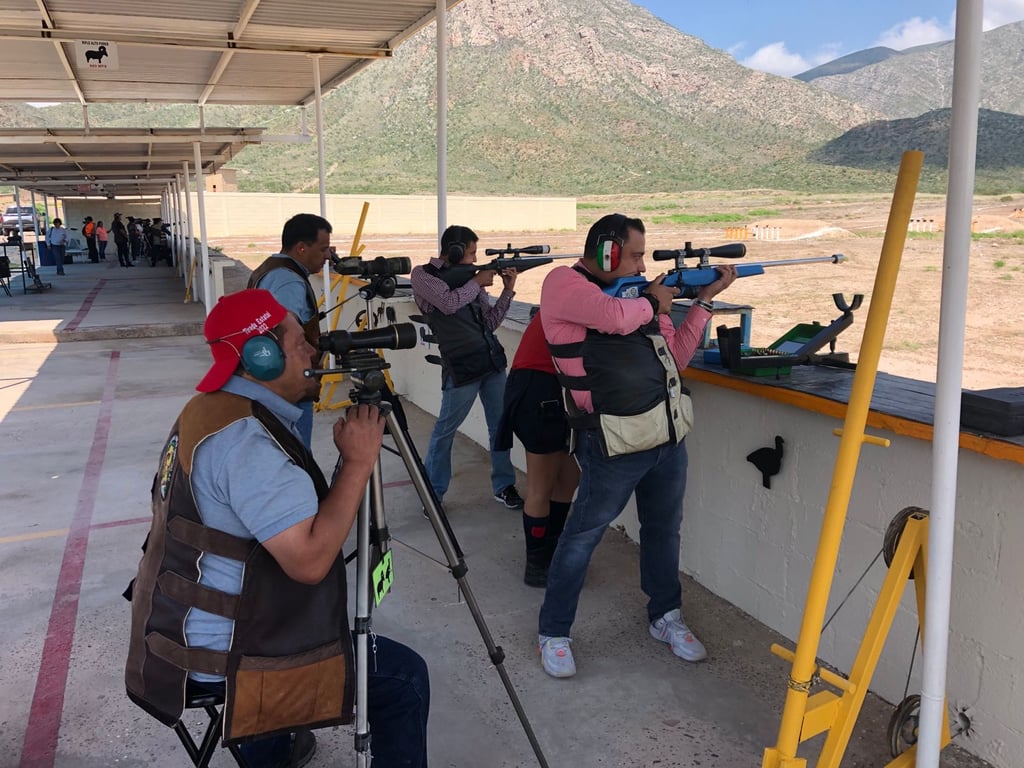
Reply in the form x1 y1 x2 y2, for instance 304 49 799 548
883 506 929 579
887 694 922 757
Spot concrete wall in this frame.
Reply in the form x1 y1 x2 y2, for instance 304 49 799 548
358 291 1021 768
184 193 576 239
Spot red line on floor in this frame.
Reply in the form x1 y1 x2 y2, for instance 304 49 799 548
63 279 107 332
19 351 120 768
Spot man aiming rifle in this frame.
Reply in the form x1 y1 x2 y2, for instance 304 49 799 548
409 225 526 511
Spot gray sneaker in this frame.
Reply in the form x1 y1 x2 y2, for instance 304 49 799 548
649 609 707 662
538 635 576 678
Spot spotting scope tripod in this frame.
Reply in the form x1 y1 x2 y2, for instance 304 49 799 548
310 346 550 768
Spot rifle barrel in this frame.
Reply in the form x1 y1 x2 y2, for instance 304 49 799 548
754 254 845 269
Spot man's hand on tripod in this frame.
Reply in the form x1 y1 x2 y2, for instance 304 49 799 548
334 404 386 470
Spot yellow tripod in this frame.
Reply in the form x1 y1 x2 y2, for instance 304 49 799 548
761 151 953 767
315 202 396 411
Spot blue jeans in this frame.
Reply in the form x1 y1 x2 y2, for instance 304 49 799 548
423 370 516 499
538 430 688 637
207 635 430 768
50 244 66 274
296 400 314 449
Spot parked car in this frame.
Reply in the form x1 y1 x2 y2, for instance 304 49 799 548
2 206 47 237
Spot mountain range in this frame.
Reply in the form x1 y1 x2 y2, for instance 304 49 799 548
6 0 1024 196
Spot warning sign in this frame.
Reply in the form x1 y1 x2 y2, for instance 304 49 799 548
76 40 119 71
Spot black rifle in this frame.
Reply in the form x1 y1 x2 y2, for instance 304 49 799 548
438 244 553 289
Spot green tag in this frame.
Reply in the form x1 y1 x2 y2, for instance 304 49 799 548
372 550 394 606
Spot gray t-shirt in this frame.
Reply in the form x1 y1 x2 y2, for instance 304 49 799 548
183 375 319 681
253 255 316 324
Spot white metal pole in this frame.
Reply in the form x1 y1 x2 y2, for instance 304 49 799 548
436 0 448 242
193 142 214 312
312 54 331 319
916 2 983 766
182 161 197 297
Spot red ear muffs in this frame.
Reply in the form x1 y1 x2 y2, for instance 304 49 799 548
595 235 621 272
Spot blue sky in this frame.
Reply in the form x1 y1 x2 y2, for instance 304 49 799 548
634 0 1024 76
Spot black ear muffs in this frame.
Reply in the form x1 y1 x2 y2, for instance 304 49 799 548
447 241 466 264
240 335 286 381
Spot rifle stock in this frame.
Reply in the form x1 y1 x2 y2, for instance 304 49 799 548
601 254 844 299
437 255 553 289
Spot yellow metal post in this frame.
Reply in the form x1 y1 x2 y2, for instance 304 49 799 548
762 151 924 768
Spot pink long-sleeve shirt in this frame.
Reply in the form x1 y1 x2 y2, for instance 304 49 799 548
539 261 710 414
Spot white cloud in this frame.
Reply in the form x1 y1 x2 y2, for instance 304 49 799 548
875 16 950 49
740 42 843 77
983 0 1024 29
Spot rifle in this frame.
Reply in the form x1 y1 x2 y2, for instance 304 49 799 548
437 244 556 289
602 241 846 298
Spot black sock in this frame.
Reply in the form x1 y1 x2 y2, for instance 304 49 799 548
523 513 549 552
547 500 571 540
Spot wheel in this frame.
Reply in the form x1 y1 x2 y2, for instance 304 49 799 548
887 694 921 757
883 506 929 579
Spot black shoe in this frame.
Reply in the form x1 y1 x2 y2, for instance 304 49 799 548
524 544 555 588
494 485 525 509
285 730 316 768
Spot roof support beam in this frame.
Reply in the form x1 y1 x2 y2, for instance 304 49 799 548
0 153 228 164
0 132 263 145
34 0 88 105
198 0 264 106
0 27 393 58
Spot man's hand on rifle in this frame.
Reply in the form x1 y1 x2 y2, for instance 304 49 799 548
499 267 518 292
473 268 497 288
644 274 678 314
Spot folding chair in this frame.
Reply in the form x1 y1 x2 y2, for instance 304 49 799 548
172 685 249 768
64 237 85 262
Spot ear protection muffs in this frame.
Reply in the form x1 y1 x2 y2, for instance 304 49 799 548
594 234 622 272
447 241 466 264
240 335 286 381
591 213 629 272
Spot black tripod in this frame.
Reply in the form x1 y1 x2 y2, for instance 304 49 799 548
322 347 550 768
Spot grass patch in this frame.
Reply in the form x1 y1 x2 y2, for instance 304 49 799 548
576 202 604 210
652 212 746 224
747 209 781 217
907 231 939 240
973 230 1024 241
923 265 938 272
640 203 681 211
994 259 1006 268
1000 274 1014 281
247 242 257 248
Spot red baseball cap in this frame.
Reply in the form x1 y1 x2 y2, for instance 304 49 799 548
196 289 288 392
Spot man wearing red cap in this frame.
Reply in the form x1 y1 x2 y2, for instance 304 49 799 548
126 289 430 768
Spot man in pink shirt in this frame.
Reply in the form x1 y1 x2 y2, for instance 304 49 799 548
536 213 736 678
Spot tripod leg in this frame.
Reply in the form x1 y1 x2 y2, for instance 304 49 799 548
383 408 550 768
353 458 386 767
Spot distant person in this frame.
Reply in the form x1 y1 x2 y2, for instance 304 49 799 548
496 309 579 586
46 217 68 276
83 216 98 262
535 213 737 678
127 216 143 262
111 213 132 268
96 221 108 261
247 213 333 449
410 225 524 511
147 218 171 267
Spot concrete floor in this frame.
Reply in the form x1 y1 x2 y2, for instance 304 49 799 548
0 258 990 767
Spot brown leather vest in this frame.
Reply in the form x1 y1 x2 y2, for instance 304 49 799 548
124 392 353 743
248 256 322 349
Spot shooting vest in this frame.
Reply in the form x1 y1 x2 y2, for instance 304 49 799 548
547 267 693 458
249 256 322 349
124 392 354 743
422 263 507 387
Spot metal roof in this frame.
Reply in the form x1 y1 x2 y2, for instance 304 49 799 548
0 127 266 197
0 0 463 106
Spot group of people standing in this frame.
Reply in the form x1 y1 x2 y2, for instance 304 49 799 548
124 211 738 767
44 214 173 273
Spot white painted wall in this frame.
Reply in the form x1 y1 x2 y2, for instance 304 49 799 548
350 292 1022 768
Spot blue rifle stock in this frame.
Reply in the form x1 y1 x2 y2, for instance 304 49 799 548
602 241 845 298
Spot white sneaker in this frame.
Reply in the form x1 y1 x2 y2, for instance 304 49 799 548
649 609 707 662
538 635 576 678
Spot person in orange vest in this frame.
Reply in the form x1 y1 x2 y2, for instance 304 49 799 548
83 217 98 262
